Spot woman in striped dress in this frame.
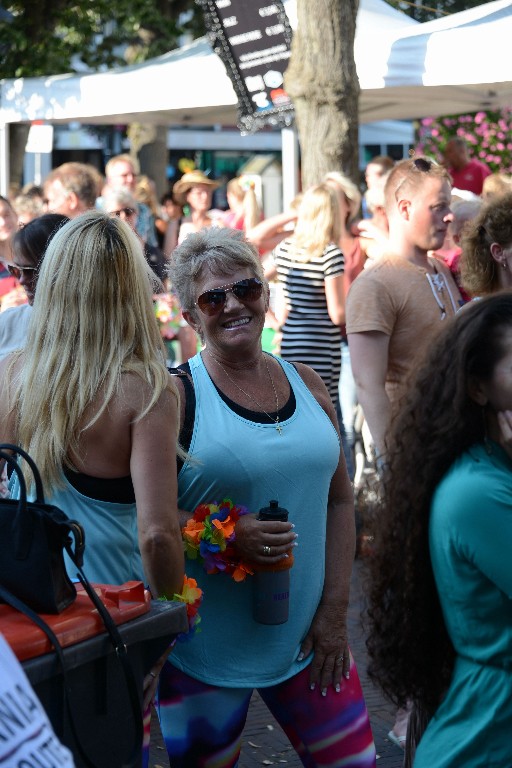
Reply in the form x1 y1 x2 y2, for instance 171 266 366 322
266 183 345 406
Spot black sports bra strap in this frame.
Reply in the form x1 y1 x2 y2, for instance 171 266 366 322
169 366 196 456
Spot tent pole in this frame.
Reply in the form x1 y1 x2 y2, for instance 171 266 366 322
281 125 299 210
0 122 9 197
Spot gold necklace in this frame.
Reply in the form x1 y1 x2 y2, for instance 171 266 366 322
205 350 283 435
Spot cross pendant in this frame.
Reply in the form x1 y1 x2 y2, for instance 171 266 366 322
276 422 283 435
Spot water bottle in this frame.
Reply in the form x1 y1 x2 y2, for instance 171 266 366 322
253 500 290 625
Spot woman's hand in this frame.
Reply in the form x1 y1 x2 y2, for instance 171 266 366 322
298 601 350 695
497 410 512 461
234 514 297 565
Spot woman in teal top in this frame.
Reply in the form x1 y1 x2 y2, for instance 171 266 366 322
157 227 376 767
366 292 512 767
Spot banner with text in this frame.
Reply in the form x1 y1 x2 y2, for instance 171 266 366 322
198 0 294 132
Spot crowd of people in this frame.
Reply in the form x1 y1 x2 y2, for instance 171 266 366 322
1 136 511 767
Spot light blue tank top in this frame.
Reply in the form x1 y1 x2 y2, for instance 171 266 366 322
12 472 143 586
170 352 340 687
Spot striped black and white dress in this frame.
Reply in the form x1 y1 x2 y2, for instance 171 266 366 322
274 239 344 406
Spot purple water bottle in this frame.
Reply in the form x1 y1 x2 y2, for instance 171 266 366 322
253 500 290 625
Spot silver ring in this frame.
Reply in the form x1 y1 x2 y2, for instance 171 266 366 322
263 545 271 556
335 656 344 664
149 672 157 679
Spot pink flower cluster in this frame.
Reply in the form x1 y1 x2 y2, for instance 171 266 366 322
415 109 512 173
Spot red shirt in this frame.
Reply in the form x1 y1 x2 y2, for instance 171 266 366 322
448 158 491 196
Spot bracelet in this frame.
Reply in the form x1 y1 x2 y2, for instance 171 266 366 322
158 575 203 642
182 499 254 582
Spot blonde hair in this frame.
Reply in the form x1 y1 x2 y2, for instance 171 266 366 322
13 210 177 488
136 175 160 217
482 173 512 202
323 171 362 224
290 183 341 259
226 177 261 231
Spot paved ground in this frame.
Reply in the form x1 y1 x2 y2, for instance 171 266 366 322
149 557 404 767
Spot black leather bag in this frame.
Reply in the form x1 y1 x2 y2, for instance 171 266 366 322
0 443 143 767
0 444 85 614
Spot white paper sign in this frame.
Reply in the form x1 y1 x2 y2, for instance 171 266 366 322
0 633 75 767
25 125 54 154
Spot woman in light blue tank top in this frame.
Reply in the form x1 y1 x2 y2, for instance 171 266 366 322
156 228 376 767
0 211 185 723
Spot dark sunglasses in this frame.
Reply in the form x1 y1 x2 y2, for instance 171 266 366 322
394 156 438 201
7 264 37 280
196 278 263 316
110 207 136 217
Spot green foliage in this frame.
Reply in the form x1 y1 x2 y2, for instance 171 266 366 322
0 0 203 78
385 0 495 23
416 109 512 173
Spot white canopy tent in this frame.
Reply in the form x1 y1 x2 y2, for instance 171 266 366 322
1 0 511 193
0 0 416 128
358 0 512 122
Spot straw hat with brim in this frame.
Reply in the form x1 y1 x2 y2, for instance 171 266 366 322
173 171 220 205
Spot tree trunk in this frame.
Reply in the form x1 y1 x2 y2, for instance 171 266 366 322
284 0 360 189
138 125 168 198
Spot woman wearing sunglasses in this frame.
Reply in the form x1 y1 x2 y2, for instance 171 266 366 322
0 213 69 361
156 227 375 767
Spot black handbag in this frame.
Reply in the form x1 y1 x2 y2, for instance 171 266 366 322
0 444 84 614
0 443 143 767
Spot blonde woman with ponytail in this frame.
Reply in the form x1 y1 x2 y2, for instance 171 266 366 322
0 211 184 613
223 176 262 232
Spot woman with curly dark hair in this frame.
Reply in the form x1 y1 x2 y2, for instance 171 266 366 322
366 292 512 767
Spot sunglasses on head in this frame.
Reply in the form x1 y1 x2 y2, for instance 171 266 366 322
7 264 37 280
196 278 263 316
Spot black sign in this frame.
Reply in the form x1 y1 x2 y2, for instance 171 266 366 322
197 0 294 132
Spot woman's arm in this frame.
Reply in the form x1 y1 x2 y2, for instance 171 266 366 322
324 274 345 326
130 378 184 599
293 363 355 692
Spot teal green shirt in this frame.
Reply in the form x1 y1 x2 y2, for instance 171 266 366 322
415 442 512 767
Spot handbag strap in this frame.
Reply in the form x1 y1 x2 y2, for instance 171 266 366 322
67 547 143 766
0 582 101 768
0 574 143 768
0 444 45 502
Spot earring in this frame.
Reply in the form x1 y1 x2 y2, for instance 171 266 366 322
502 261 508 270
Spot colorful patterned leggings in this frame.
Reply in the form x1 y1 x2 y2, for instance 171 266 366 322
154 655 376 767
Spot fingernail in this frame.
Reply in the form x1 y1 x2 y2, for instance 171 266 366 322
293 533 299 538
290 523 295 528
310 683 315 691
344 672 350 680
297 652 304 661
335 684 341 693
321 688 327 697
293 541 299 547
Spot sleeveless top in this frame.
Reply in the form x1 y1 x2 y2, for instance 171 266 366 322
12 472 142 586
170 352 340 687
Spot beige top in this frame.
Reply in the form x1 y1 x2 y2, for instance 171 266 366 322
346 254 463 404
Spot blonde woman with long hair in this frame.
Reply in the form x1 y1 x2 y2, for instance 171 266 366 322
223 176 262 232
266 183 344 406
0 211 184 692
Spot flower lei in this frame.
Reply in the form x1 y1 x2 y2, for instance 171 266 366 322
159 575 203 643
182 499 254 582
